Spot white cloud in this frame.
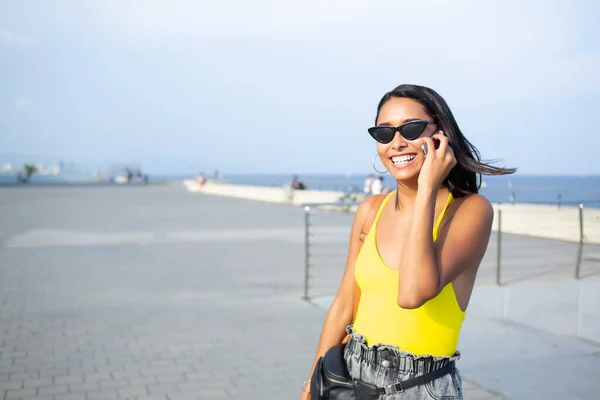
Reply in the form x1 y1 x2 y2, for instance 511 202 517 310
0 29 38 47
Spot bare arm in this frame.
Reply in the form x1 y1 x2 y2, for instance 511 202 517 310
396 191 493 309
300 197 376 398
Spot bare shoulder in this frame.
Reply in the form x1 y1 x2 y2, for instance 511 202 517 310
453 193 492 211
456 193 493 217
356 194 387 219
449 193 494 230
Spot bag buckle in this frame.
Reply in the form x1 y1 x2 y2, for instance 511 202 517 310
384 383 403 394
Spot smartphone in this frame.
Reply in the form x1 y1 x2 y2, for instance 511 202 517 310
421 137 440 156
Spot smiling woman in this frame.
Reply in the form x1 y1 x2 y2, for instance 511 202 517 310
371 85 516 209
302 84 516 400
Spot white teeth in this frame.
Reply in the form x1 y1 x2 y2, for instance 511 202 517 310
391 154 416 164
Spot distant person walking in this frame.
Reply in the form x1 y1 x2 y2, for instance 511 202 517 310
291 175 306 190
301 84 515 399
196 172 206 186
363 174 375 195
370 176 384 195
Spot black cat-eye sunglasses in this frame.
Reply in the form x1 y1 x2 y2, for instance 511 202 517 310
368 120 436 144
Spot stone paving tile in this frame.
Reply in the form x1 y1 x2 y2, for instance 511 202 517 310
462 378 505 399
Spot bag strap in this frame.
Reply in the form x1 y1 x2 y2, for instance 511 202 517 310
358 194 386 244
375 361 456 395
352 194 386 320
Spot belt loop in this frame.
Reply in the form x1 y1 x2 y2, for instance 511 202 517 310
359 342 364 360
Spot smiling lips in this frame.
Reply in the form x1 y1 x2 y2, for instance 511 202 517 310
390 153 417 168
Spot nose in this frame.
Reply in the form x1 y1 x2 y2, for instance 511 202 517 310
389 129 408 150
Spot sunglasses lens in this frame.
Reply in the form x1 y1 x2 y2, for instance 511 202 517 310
400 121 428 140
368 127 396 143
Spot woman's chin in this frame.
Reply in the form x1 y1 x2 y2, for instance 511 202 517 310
388 167 419 183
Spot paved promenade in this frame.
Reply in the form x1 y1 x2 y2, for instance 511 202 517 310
0 185 599 399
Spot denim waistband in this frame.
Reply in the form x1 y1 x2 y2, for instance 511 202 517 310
344 325 460 374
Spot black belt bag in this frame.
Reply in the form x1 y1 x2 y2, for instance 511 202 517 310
310 344 455 400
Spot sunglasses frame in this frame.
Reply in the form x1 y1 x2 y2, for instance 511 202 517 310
368 120 436 144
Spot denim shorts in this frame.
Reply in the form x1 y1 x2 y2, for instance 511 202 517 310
343 326 463 400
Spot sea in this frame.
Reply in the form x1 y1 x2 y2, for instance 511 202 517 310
215 173 600 208
2 173 599 208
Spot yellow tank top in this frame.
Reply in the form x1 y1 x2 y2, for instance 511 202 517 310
352 191 465 357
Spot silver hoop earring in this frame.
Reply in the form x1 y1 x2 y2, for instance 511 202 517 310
372 154 388 174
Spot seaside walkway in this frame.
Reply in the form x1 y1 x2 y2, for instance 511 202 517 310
0 185 599 399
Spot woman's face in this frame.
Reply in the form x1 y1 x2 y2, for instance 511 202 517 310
374 97 438 183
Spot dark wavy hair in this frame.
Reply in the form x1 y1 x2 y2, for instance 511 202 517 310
376 84 516 198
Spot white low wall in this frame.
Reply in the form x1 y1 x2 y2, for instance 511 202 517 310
183 180 600 244
491 203 600 244
183 180 344 206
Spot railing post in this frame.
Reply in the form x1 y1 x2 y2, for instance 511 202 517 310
496 207 502 286
303 205 311 300
575 204 584 280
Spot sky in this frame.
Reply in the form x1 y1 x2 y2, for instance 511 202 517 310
1 0 599 176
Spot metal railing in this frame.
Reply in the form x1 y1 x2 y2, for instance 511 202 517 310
300 200 599 300
301 202 360 300
494 186 600 209
575 204 585 280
